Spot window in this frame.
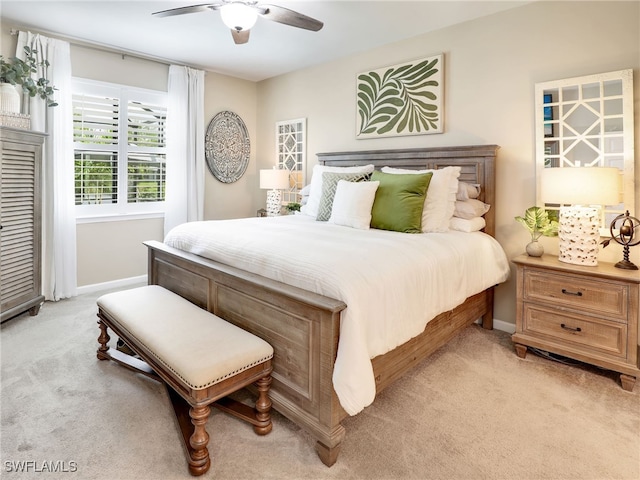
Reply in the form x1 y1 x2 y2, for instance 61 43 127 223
72 78 167 217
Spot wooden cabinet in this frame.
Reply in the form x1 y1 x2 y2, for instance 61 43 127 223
512 254 640 391
0 127 45 323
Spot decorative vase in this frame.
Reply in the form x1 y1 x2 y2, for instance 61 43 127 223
0 83 21 113
526 240 544 257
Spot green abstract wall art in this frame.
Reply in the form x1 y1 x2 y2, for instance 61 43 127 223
356 54 443 138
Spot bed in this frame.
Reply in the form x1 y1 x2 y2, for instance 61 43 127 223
145 145 507 466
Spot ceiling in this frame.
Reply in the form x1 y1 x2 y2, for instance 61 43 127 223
1 1 529 82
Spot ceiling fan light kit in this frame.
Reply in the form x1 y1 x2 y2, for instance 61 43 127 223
153 1 323 45
220 3 258 31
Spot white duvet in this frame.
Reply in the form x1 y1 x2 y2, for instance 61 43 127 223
164 215 510 415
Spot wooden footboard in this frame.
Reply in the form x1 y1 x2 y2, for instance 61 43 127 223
146 240 349 463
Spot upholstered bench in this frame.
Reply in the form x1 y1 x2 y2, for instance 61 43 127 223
95 285 274 476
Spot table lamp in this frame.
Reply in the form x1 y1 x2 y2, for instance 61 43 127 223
541 166 620 266
260 168 289 216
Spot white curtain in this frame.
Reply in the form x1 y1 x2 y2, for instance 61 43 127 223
17 32 76 301
164 65 205 237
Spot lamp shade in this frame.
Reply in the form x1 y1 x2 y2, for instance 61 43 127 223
541 167 620 205
260 168 289 190
220 3 258 31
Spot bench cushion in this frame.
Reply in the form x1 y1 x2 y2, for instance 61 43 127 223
97 285 273 390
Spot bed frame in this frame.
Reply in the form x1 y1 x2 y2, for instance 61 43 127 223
145 145 500 466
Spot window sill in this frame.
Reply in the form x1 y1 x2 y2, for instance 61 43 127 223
76 211 165 224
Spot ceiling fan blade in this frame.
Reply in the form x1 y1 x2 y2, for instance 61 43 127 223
152 3 221 18
231 28 250 44
258 4 323 31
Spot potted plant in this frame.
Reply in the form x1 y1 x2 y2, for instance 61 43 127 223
0 46 57 113
285 202 301 214
515 206 559 256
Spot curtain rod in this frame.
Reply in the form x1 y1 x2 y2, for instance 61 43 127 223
9 27 207 72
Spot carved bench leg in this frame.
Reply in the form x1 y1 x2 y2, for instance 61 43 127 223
253 374 272 435
97 320 110 360
188 405 211 476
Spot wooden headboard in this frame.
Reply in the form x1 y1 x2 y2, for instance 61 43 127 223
316 145 499 237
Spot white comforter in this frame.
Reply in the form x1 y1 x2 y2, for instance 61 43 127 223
164 215 510 415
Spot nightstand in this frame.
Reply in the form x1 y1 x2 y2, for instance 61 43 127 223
512 254 640 391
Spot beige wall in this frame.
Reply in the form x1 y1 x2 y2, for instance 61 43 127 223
203 74 258 220
254 1 640 326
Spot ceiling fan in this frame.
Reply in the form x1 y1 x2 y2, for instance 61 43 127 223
152 1 324 45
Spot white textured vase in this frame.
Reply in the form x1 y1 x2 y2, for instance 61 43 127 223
526 240 544 257
0 83 21 113
558 206 600 266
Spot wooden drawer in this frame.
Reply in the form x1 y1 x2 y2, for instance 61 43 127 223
523 269 628 321
522 304 627 359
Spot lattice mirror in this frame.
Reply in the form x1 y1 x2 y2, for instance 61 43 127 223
535 69 634 234
276 118 306 204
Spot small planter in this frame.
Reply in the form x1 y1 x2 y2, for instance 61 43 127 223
516 206 558 257
525 240 544 257
0 82 21 113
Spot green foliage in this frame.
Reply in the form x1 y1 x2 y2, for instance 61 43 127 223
515 206 559 241
0 46 57 107
74 155 165 205
285 202 301 212
357 57 439 136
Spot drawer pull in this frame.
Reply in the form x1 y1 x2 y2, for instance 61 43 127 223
561 288 583 297
560 323 582 333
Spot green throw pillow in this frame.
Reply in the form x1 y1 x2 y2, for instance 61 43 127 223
316 171 372 221
370 170 433 233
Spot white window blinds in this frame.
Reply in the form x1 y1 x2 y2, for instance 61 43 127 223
72 79 167 215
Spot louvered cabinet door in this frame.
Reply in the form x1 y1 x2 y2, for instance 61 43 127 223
0 127 45 323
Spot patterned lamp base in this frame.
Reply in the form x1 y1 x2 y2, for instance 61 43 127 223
266 189 282 217
558 206 600 266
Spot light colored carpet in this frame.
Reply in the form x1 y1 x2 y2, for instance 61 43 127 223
1 286 638 480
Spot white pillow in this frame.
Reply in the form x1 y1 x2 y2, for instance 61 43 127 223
299 184 311 197
300 164 375 218
381 166 460 232
453 199 491 219
450 216 486 232
456 182 481 201
328 180 380 229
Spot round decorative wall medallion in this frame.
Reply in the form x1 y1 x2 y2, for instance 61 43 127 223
205 111 251 183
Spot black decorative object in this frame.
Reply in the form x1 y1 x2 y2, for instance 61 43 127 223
205 111 250 183
605 210 640 270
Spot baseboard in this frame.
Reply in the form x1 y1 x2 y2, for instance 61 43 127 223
492 317 515 334
77 275 147 295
